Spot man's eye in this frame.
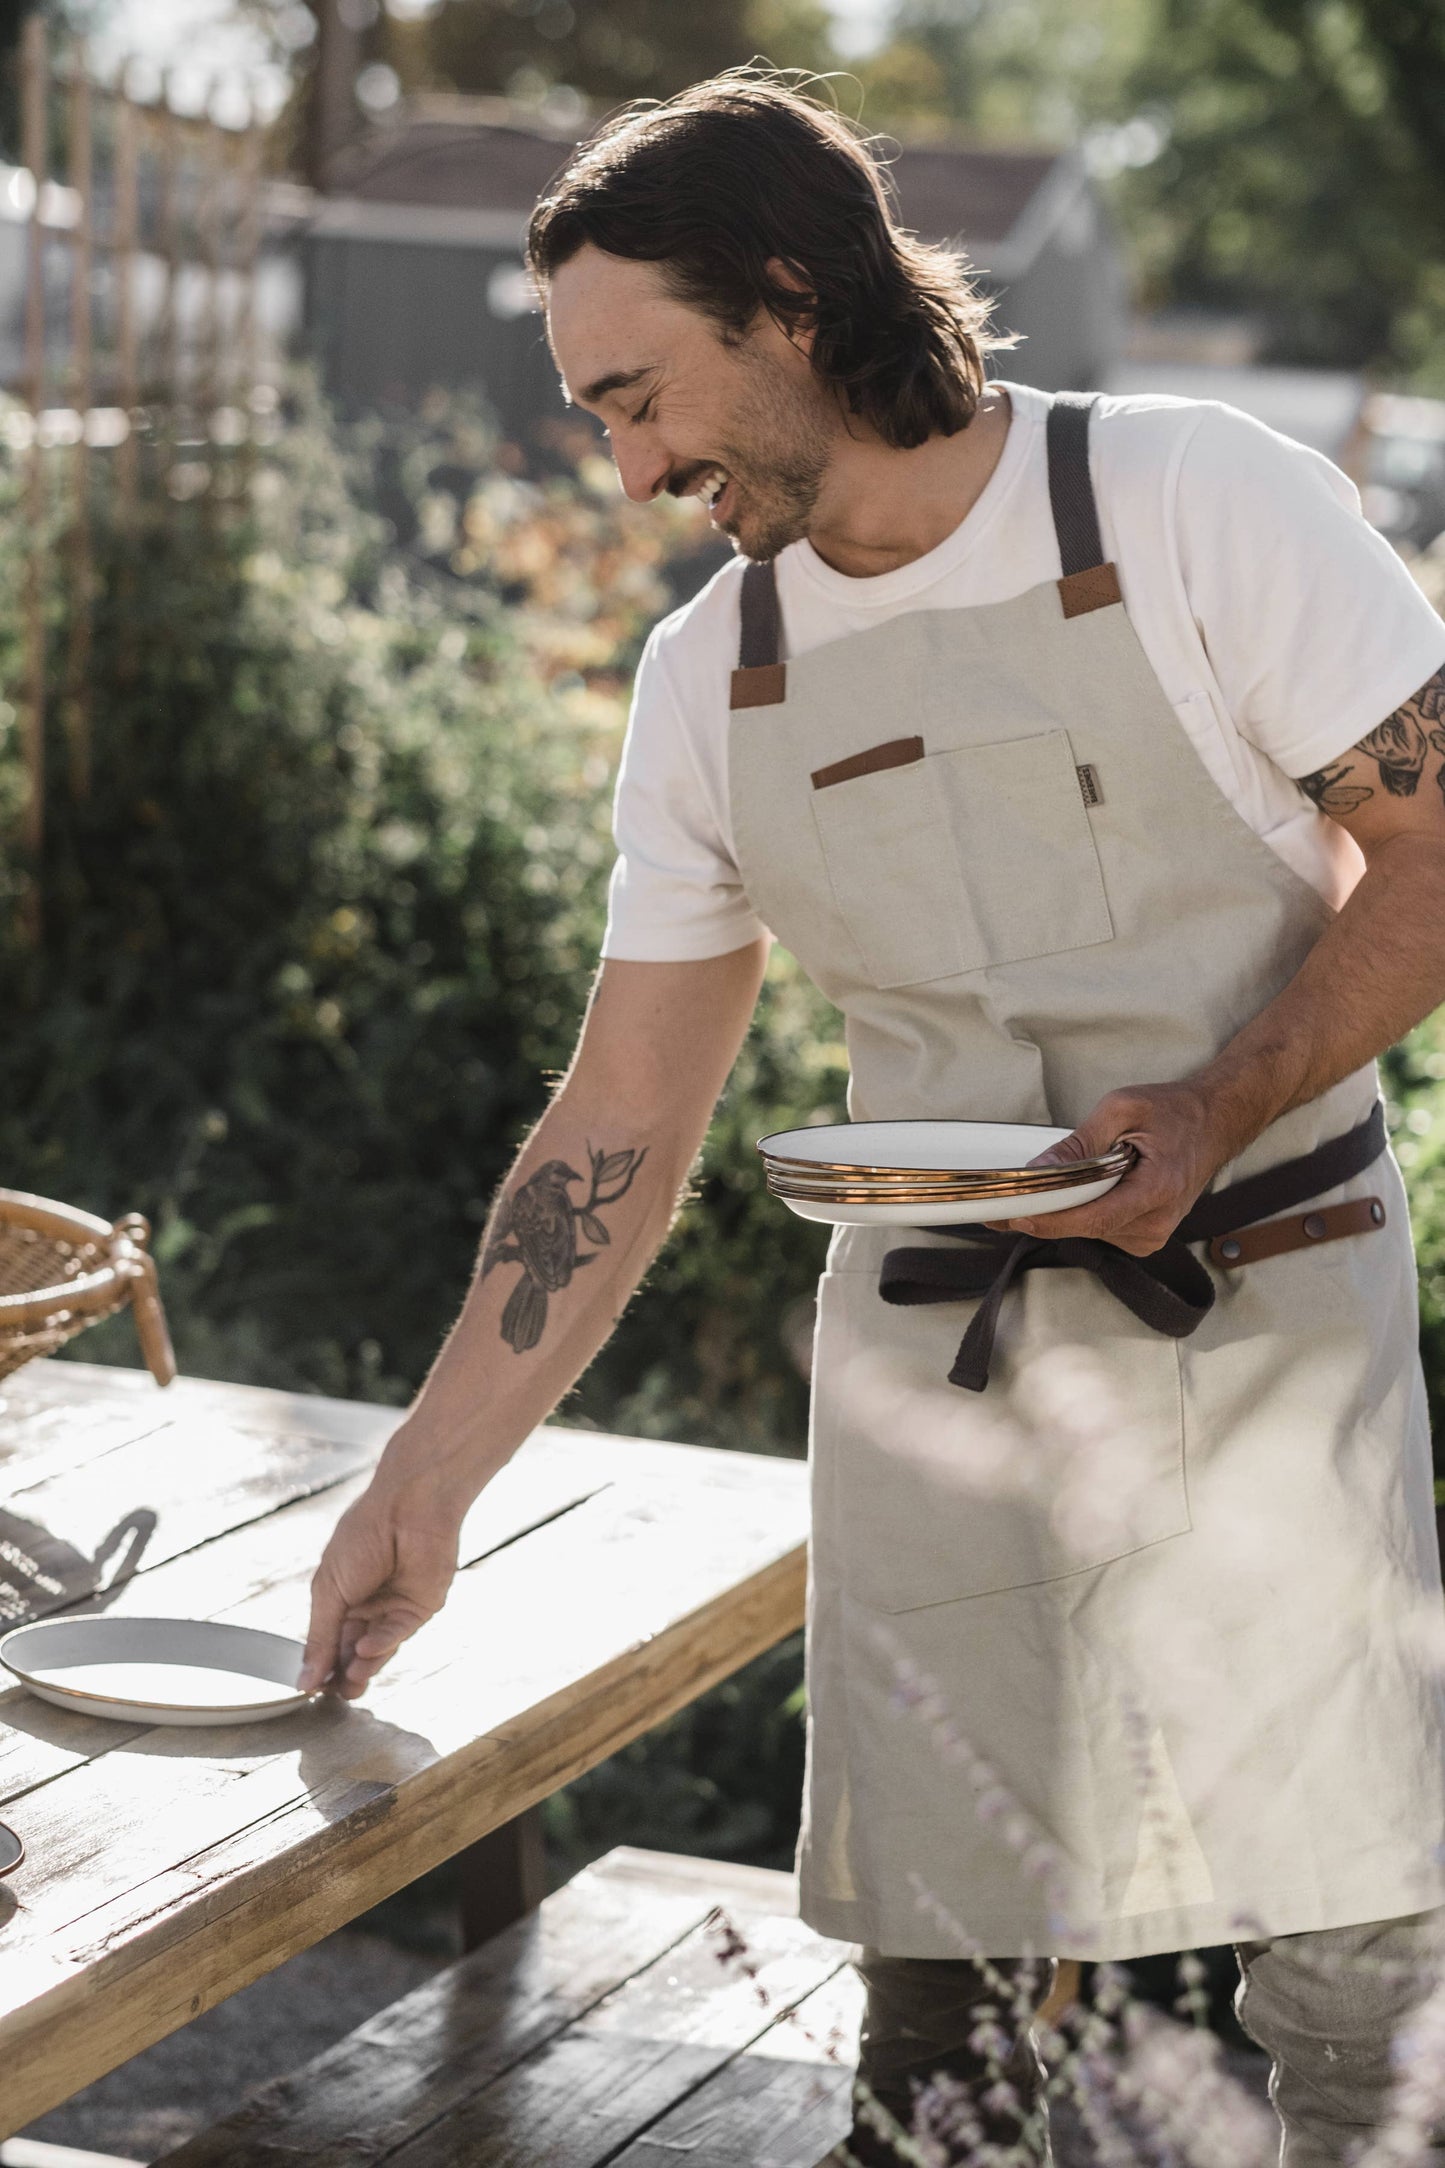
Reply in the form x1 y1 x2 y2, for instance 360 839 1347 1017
631 397 655 425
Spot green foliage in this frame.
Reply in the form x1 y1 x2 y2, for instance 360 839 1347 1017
546 1631 808 1878
1385 1020 1445 1452
0 391 605 1400
384 0 836 110
0 382 838 1450
853 0 1445 381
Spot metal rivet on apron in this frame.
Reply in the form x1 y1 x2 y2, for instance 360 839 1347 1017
1371 1200 1386 1224
1303 1213 1327 1240
1219 1237 1242 1262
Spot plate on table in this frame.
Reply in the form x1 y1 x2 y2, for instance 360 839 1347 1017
0 1821 22 1875
757 1119 1134 1227
0 1617 314 1726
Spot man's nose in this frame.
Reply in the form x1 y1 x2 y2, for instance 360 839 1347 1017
610 433 671 505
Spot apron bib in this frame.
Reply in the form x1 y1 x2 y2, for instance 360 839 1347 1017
727 394 1445 1961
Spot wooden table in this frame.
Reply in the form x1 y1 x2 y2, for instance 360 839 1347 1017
0 1359 809 2140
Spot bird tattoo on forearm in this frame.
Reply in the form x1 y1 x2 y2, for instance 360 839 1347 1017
482 1143 648 1353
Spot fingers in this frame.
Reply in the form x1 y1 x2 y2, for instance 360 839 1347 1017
1030 1091 1146 1167
299 1573 348 1694
991 1184 1181 1254
332 1608 419 1699
987 1160 1183 1254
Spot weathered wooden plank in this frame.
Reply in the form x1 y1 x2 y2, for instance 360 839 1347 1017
153 1851 782 2167
382 1901 847 2167
0 1375 174 1492
0 1455 808 2134
611 1966 864 2168
3 1419 377 1627
0 1361 394 1488
0 1427 614 1807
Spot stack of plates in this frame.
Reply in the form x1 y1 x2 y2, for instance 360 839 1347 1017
757 1120 1136 1227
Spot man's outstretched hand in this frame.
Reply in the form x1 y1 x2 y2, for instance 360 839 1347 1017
986 1080 1242 1258
299 1477 463 1700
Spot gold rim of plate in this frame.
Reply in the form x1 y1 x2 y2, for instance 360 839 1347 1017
763 1166 1128 1195
763 1154 1135 1196
765 1170 1129 1203
759 1143 1137 1183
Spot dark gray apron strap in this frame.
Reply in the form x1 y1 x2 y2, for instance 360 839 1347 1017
879 1102 1388 1392
1046 391 1124 617
730 558 786 709
1046 392 1106 575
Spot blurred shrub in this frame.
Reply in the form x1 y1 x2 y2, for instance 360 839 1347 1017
0 382 836 1443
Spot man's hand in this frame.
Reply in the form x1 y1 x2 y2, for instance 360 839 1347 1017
299 1475 462 1699
986 1080 1233 1257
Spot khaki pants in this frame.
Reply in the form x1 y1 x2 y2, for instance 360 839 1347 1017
847 1908 1445 2167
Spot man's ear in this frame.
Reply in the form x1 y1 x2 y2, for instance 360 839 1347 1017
763 256 817 357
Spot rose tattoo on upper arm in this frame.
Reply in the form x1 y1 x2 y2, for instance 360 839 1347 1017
1299 664 1445 815
482 1143 648 1353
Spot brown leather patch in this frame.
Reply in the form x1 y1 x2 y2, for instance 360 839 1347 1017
1059 562 1123 619
811 735 925 791
1209 1194 1386 1269
729 663 787 709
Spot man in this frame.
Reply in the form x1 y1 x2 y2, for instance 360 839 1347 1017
300 73 1445 2166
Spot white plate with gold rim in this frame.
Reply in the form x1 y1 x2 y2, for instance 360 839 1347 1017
0 1617 314 1726
758 1120 1132 1227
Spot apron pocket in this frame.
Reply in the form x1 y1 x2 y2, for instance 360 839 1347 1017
810 758 974 987
816 1263 1191 1614
930 729 1113 971
809 729 1113 993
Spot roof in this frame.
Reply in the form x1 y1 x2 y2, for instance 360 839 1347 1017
319 101 1075 262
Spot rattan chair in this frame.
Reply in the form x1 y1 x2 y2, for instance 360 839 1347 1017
0 1189 176 1386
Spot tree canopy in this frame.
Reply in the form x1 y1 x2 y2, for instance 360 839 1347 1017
849 0 1445 378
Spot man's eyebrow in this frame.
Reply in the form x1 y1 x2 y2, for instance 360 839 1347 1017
574 364 656 409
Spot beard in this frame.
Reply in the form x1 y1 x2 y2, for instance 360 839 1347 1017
701 346 835 562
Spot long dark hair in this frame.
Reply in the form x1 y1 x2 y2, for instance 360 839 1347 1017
527 71 1009 450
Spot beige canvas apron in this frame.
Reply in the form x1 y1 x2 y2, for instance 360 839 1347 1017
727 394 1445 1961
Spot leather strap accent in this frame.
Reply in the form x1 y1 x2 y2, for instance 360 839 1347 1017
880 1102 1388 1392
1046 393 1106 577
1209 1195 1386 1269
812 736 924 791
730 663 787 710
1059 563 1122 619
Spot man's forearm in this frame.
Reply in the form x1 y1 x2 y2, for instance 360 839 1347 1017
371 1086 693 1515
353 944 767 1516
1191 832 1445 1162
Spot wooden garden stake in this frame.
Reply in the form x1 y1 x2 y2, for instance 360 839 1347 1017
156 80 181 454
64 42 94 798
113 62 140 533
20 11 49 926
113 63 141 682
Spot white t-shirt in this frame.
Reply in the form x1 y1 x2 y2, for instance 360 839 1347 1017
602 380 1445 963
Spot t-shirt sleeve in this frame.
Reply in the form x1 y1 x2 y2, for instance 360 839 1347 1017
601 618 770 963
1173 403 1445 780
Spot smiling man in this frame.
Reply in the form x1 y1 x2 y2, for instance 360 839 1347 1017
302 74 1445 2166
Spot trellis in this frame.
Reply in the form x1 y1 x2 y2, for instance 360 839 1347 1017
9 15 270 921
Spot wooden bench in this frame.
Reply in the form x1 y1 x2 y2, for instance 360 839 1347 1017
154 1847 864 2168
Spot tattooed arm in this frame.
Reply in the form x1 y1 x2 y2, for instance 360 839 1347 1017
992 662 1445 1255
301 939 769 1695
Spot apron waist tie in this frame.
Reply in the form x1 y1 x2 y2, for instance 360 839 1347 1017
877 1101 1388 1392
